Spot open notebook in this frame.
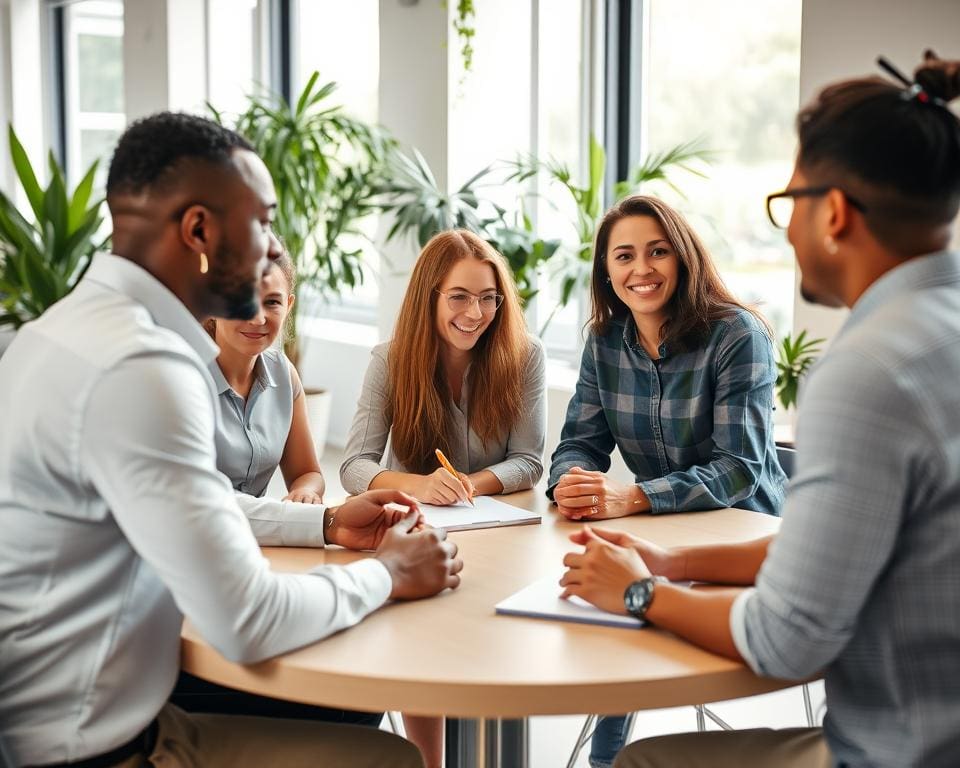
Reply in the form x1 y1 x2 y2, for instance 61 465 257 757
417 496 541 532
495 574 646 629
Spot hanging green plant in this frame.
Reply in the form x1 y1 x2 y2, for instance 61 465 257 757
452 0 476 74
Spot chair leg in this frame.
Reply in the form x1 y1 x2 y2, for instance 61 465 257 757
565 714 597 768
700 705 733 730
695 705 706 732
386 711 403 735
802 683 815 727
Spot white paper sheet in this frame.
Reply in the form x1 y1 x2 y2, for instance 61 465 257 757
495 574 646 629
417 496 541 532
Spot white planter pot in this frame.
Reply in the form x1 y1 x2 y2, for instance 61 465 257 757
304 388 332 460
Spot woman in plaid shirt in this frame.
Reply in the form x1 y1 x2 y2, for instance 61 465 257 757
548 195 787 768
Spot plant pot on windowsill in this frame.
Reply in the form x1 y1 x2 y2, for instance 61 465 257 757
303 387 332 460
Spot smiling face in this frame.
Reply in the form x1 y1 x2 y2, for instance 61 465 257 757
605 215 680 332
434 257 499 356
214 264 293 359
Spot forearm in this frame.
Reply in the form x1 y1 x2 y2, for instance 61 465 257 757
468 469 503 496
645 584 743 660
288 471 326 497
369 470 423 495
670 536 773 585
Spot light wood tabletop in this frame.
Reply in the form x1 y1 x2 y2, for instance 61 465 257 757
180 491 788 720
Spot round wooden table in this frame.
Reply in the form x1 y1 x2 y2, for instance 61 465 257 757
181 491 785 766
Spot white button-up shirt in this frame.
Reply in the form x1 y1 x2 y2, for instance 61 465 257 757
0 254 391 767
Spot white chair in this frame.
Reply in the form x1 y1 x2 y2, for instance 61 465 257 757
564 445 814 766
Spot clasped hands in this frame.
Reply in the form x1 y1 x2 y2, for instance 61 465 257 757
559 526 677 614
326 489 464 600
553 466 650 520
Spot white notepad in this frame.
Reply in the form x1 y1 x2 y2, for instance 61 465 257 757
495 575 646 629
417 496 541 532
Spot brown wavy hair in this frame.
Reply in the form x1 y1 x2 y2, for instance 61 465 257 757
589 195 770 347
388 230 529 473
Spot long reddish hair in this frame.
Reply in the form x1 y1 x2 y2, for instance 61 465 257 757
388 230 529 473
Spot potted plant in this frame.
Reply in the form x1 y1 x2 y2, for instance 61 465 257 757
775 330 825 416
379 136 710 333
212 73 394 456
0 125 107 356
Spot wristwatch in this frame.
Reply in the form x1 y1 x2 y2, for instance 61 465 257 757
623 577 657 620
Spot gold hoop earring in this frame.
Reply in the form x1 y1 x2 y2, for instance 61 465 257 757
199 252 209 274
823 236 839 256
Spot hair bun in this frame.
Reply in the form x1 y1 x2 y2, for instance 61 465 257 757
914 49 960 103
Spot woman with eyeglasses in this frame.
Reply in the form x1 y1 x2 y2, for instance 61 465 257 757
548 195 786 768
341 228 545 504
340 228 545 766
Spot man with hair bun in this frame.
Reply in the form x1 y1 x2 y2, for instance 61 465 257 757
559 52 960 768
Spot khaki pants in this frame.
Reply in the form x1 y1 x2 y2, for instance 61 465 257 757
614 727 831 768
112 703 422 768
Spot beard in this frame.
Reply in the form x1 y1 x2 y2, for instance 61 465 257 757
207 241 264 321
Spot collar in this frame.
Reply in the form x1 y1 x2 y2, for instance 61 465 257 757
841 250 960 338
209 352 277 396
85 253 220 366
622 314 668 359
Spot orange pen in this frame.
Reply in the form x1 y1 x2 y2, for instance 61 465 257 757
434 448 475 506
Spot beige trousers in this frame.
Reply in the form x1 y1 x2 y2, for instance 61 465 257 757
111 703 422 768
614 727 831 768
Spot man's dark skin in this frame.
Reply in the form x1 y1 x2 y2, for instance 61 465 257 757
108 147 463 599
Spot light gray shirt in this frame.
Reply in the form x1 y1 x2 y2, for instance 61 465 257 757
0 254 391 767
730 250 960 768
340 337 546 495
210 348 301 498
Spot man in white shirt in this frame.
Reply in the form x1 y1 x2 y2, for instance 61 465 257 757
0 112 462 768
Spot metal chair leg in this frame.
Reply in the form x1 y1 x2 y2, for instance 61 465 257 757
565 714 597 768
695 705 706 732
802 683 815 727
386 710 403 735
700 705 733 730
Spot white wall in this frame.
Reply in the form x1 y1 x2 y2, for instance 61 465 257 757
793 0 960 345
122 0 207 122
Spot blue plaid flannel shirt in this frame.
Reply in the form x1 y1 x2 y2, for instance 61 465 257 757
548 307 785 515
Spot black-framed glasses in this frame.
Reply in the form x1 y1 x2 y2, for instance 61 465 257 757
436 290 505 314
765 187 868 229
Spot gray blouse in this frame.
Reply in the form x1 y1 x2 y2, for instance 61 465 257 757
340 336 547 495
210 348 301 497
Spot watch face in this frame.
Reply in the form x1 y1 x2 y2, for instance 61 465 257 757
624 579 655 618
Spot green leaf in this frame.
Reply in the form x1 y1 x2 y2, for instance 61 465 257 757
67 160 99 233
7 125 44 221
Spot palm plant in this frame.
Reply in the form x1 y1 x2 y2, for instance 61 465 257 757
775 330 825 410
0 125 106 330
214 72 394 367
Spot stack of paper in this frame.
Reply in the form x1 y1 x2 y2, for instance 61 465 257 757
495 575 646 629
417 496 541 532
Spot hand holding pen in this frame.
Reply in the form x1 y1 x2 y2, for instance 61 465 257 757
434 449 476 507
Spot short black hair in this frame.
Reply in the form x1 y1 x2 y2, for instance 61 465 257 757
796 73 960 251
106 111 254 196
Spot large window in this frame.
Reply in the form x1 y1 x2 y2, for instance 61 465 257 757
643 0 802 338
294 0 380 323
61 0 125 188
